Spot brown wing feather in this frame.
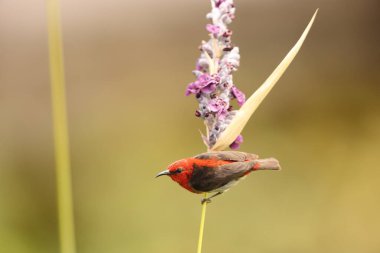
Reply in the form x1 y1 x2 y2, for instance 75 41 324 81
189 161 254 192
194 151 258 162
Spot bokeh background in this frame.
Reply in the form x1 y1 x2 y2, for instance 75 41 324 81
1 0 379 252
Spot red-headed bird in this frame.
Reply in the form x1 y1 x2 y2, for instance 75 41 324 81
156 151 281 203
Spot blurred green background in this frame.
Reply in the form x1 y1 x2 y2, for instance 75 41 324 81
1 0 379 252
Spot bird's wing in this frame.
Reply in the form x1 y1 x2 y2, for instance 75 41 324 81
194 151 258 162
189 161 254 192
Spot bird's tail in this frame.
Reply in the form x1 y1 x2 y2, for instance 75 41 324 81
253 158 281 171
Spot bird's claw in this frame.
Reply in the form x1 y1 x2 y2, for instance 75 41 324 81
201 198 212 205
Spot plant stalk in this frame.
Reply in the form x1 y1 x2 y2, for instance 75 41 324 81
46 0 76 253
196 193 208 253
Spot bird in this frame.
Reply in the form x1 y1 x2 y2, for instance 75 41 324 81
156 151 281 204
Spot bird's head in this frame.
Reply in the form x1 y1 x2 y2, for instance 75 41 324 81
156 159 196 192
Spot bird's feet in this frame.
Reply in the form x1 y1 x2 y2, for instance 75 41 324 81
201 198 212 205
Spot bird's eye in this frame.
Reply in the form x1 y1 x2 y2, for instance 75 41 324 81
175 168 183 173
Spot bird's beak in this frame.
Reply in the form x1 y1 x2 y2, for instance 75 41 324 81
155 169 170 178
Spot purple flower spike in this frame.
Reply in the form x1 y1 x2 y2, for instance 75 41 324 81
231 85 246 106
206 24 221 37
229 135 243 149
186 0 242 148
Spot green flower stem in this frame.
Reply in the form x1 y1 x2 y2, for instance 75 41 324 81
46 0 76 253
197 193 208 253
